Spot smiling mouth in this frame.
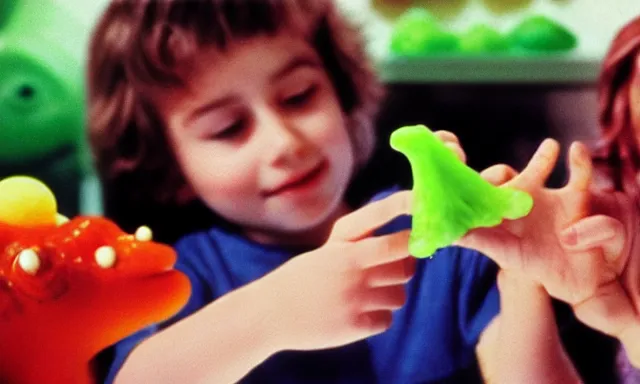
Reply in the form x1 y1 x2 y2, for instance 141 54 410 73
264 161 327 197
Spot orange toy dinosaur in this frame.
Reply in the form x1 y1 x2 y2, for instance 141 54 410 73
0 176 191 384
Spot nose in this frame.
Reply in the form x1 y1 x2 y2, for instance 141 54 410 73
258 106 311 166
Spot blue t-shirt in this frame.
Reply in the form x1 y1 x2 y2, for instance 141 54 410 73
101 188 500 383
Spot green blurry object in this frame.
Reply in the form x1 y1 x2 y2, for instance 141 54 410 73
0 0 106 215
508 15 577 53
389 125 533 258
459 24 509 54
390 8 459 56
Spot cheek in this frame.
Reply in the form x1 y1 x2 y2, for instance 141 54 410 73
306 104 354 163
175 143 260 206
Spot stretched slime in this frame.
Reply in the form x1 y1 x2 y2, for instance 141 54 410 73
0 176 191 384
390 125 533 258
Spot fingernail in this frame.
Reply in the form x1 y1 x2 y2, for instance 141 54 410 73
560 227 577 245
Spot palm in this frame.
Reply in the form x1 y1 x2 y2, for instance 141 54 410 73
499 174 615 304
459 140 617 305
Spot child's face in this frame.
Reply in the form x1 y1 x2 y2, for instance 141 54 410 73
156 33 355 241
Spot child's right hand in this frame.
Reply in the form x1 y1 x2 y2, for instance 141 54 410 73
257 191 415 352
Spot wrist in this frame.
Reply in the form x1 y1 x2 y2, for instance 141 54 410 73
241 274 292 355
497 270 545 294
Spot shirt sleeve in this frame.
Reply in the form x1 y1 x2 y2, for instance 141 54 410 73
455 247 500 347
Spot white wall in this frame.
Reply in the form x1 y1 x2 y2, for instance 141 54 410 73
337 0 640 60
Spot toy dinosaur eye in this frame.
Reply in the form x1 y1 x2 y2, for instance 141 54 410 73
11 246 68 301
134 225 153 242
94 246 116 268
17 248 40 275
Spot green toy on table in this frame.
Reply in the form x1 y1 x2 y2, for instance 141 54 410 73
390 124 534 258
389 8 459 56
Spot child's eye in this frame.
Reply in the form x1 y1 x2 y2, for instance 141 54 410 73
282 85 317 108
210 119 246 140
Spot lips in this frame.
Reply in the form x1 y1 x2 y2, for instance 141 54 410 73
264 160 327 197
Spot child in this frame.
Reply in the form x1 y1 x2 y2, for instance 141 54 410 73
561 14 640 377
88 1 507 383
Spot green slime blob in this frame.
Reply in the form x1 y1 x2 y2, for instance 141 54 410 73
390 8 459 56
508 15 577 53
390 125 533 258
459 24 509 54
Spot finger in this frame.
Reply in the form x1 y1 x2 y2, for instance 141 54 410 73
511 138 560 189
573 280 640 339
366 257 416 287
434 130 460 145
454 226 519 270
356 230 411 268
560 215 625 264
355 310 393 334
361 285 407 311
329 190 412 241
480 164 518 186
565 141 593 192
445 142 467 164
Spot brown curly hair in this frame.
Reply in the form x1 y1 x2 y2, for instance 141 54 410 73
593 16 640 195
88 0 383 209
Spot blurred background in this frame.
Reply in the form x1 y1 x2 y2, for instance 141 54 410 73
340 0 640 197
2 0 639 215
2 1 640 383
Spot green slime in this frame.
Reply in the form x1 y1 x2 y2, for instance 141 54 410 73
390 8 459 56
508 15 577 53
390 125 533 258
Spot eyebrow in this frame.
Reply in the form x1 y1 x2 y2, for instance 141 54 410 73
186 95 237 125
270 54 323 82
185 54 322 124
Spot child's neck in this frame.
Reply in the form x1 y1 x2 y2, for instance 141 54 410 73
244 201 353 249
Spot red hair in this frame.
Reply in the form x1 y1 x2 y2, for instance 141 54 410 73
593 16 640 194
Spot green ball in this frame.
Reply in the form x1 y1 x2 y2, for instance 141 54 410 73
508 15 578 53
390 8 459 56
459 24 509 54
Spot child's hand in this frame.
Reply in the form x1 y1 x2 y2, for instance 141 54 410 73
455 139 618 305
559 190 640 366
254 130 461 353
259 191 415 352
433 130 467 163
